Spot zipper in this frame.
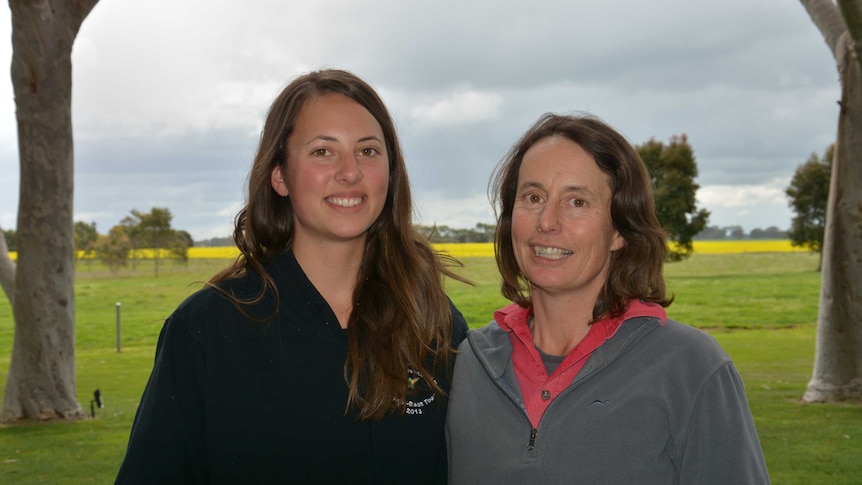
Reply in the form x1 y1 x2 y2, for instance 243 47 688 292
472 318 657 459
479 353 542 453
479 354 534 438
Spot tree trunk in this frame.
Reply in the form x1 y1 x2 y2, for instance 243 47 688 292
801 0 862 403
0 0 99 422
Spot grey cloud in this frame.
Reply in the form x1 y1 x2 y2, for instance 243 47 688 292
0 0 844 236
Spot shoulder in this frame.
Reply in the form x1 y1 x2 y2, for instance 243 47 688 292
162 286 232 347
659 319 729 360
630 318 733 384
168 272 273 337
448 298 469 346
463 320 508 353
173 278 253 319
470 319 507 337
174 284 230 314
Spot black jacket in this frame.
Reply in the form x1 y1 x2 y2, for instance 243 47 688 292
116 251 467 485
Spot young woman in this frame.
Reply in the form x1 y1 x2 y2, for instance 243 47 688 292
116 69 467 485
446 113 770 484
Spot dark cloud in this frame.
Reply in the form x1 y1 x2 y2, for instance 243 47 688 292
72 128 254 238
0 0 845 236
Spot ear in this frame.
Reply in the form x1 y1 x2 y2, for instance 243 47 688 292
271 165 289 197
610 230 625 252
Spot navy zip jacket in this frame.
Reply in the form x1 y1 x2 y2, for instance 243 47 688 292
116 251 467 485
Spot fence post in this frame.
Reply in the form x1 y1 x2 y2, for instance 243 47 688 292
116 302 122 353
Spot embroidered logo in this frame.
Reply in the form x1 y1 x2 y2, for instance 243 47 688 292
395 366 437 416
407 366 420 390
588 399 616 410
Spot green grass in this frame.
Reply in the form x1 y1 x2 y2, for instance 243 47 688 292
663 253 822 328
1 252 860 484
0 348 154 484
716 327 862 484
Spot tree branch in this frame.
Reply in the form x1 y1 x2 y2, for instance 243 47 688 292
801 0 849 57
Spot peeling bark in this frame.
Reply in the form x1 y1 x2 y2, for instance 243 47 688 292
799 0 862 403
0 0 99 423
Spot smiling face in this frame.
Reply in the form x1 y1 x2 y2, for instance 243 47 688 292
270 93 390 250
511 135 624 302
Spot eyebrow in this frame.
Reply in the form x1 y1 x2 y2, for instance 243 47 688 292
518 181 592 193
303 135 384 146
517 181 544 192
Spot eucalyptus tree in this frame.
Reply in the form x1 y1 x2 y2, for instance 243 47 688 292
798 0 862 403
0 0 100 422
636 134 710 261
786 146 832 258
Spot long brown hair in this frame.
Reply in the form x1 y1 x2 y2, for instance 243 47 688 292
211 69 464 420
491 113 672 321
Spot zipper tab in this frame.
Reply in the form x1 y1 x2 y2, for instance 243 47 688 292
527 428 538 450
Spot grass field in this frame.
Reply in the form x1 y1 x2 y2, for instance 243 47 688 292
0 246 860 484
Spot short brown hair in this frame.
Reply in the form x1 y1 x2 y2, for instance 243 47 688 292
491 113 672 320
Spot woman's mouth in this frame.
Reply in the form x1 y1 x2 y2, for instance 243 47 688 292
532 245 573 260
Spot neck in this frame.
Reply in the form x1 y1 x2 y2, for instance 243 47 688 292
529 291 595 356
293 238 365 328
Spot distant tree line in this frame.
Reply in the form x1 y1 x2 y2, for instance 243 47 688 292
71 207 192 276
414 223 496 243
693 225 788 240
199 221 790 247
196 236 234 247
197 224 499 245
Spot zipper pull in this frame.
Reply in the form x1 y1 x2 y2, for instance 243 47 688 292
527 428 538 450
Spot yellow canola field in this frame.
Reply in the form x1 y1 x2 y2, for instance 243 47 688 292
185 243 497 259
680 240 806 254
186 240 805 259
186 247 242 259
5 240 809 261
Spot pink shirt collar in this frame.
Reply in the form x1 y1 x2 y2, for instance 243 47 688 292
494 299 667 428
494 299 667 334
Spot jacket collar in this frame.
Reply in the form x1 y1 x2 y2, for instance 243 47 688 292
468 302 666 386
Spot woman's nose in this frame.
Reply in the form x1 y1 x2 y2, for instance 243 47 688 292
536 203 561 233
336 154 362 184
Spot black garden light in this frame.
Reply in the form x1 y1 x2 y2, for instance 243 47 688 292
90 389 104 418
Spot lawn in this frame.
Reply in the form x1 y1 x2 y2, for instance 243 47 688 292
0 250 860 484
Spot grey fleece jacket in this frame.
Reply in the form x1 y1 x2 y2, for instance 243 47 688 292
446 316 770 485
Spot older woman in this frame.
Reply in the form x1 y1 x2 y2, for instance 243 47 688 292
446 113 770 484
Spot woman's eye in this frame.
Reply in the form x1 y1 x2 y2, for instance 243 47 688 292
359 147 379 157
527 193 542 204
568 198 585 208
312 148 330 157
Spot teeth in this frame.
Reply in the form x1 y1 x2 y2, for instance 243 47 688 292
328 197 363 207
533 246 571 260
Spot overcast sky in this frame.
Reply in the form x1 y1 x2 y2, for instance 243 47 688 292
0 0 839 241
